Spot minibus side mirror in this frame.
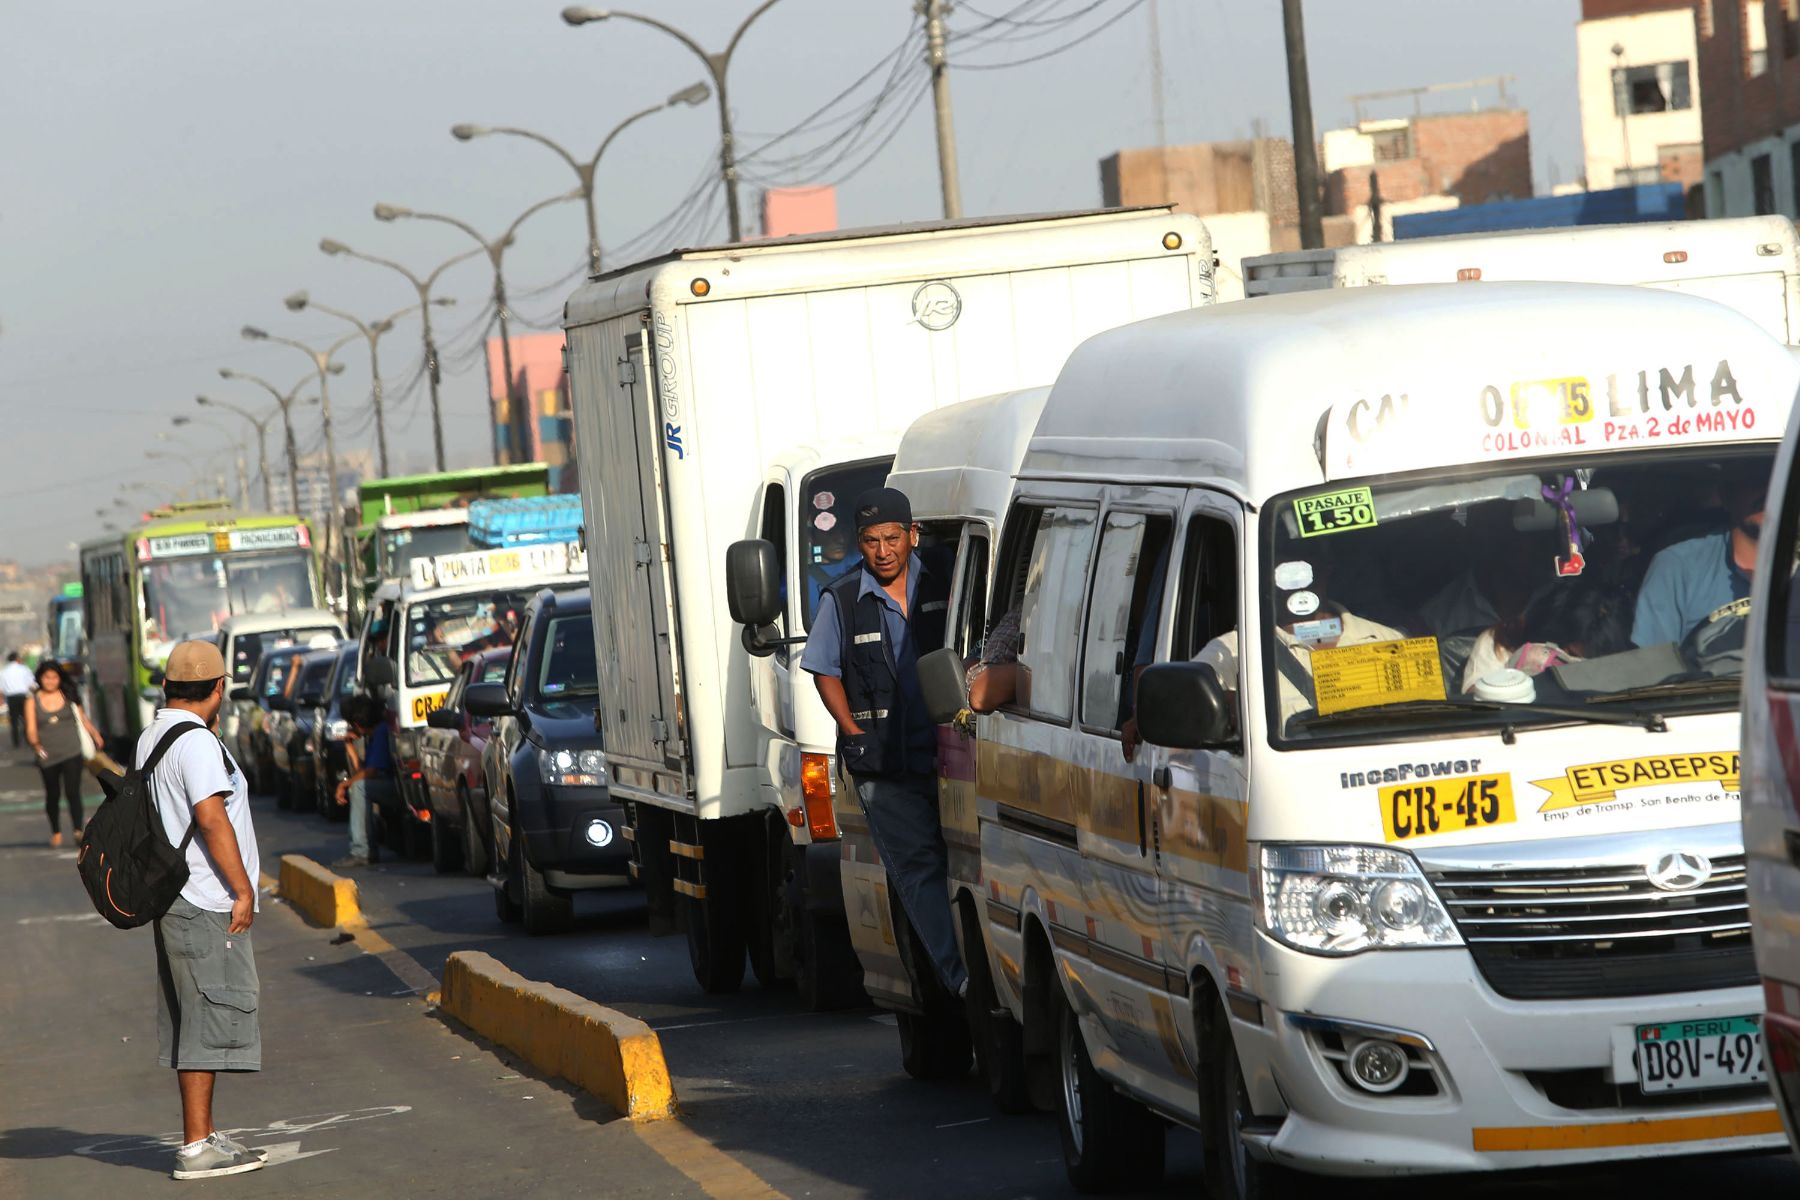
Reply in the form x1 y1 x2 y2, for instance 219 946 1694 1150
1137 662 1234 749
725 539 782 626
917 648 970 725
463 681 514 719
362 655 396 689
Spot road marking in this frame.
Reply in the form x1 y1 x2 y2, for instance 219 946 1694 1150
257 1140 338 1167
16 912 106 926
633 1119 789 1200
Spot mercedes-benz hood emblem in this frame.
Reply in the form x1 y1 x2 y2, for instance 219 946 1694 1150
1645 850 1712 892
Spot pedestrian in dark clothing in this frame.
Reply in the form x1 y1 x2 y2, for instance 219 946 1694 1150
800 487 966 997
25 661 101 848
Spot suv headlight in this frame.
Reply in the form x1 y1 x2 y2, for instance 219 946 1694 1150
538 747 606 788
1254 844 1462 955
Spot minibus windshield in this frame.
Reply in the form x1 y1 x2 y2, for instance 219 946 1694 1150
1253 448 1774 744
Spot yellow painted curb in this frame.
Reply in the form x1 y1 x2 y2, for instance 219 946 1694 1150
439 950 677 1122
277 854 361 928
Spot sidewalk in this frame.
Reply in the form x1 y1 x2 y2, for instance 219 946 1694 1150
0 771 699 1198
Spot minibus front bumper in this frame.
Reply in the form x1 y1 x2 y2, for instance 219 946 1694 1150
1236 936 1785 1175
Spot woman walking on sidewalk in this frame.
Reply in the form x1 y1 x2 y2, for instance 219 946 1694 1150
26 661 100 847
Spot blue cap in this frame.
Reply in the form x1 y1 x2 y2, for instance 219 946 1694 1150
853 487 912 531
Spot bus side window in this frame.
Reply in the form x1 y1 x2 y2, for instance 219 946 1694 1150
1173 512 1239 668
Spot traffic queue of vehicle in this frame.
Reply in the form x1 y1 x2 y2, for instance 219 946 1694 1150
71 212 1800 1192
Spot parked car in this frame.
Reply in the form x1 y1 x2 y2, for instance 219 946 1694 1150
267 645 338 811
233 643 312 795
217 612 343 755
307 642 362 820
419 647 513 875
468 587 629 934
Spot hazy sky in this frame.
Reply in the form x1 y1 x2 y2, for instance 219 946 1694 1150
1 0 1580 566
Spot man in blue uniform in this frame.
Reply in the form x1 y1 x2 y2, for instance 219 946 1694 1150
1632 477 1764 647
801 487 966 998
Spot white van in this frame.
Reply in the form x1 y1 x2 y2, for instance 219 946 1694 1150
218 609 343 751
1243 215 1800 343
920 283 1798 1192
357 541 586 858
567 209 1216 998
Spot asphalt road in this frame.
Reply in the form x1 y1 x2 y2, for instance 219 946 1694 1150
5 750 1800 1198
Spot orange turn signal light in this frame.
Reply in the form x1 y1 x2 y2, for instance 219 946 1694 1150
801 752 839 842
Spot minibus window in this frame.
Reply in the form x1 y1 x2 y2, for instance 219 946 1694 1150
1766 457 1800 684
1081 513 1174 732
1016 507 1098 721
1174 515 1238 660
1261 448 1773 744
953 530 990 661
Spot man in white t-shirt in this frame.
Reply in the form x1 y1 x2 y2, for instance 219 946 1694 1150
2 652 34 748
141 641 267 1181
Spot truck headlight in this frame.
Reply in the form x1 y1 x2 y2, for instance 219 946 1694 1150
1254 844 1461 955
538 747 606 788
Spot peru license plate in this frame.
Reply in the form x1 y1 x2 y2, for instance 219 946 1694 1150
1635 1015 1766 1093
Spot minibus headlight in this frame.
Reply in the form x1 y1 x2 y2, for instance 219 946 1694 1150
1255 844 1461 955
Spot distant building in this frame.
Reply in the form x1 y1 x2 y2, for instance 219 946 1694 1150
290 449 371 525
1576 0 1705 191
485 332 574 491
1698 0 1795 217
761 186 838 238
1099 138 1292 284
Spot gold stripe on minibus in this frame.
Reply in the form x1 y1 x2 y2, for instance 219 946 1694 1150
1471 1108 1782 1152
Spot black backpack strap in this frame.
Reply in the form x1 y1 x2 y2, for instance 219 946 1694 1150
139 721 216 853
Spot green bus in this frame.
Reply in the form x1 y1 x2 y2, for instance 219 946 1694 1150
80 503 324 748
351 464 549 605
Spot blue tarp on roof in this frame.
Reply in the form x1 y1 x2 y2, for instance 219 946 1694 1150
468 495 583 548
1393 183 1687 239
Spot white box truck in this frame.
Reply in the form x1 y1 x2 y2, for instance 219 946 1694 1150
564 209 1216 997
1243 215 1800 342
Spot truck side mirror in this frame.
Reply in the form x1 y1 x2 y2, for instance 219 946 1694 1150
362 654 396 689
917 648 970 725
1137 662 1234 749
725 539 782 626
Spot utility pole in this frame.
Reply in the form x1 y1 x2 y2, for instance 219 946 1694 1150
1148 0 1169 203
923 0 963 219
1281 0 1324 249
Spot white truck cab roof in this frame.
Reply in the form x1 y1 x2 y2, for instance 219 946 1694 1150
218 608 342 638
889 386 1051 524
1024 281 1800 503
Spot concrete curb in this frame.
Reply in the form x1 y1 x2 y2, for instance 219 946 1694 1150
439 950 678 1122
277 854 361 927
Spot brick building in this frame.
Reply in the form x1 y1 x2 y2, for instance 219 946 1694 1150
1321 109 1533 216
1099 139 1292 280
1697 0 1799 216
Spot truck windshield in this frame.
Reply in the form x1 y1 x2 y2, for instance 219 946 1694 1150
799 458 893 628
1253 448 1774 744
140 552 317 663
403 589 534 686
379 523 471 580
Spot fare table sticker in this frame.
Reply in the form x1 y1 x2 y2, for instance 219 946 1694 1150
1310 637 1446 716
1293 486 1378 538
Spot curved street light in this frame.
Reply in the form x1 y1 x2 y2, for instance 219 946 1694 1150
218 366 332 515
316 241 480 472
195 395 285 512
561 2 789 242
374 192 579 466
239 324 359 562
451 81 710 272
282 292 455 478
161 422 249 510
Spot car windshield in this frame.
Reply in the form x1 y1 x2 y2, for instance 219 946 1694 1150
535 613 598 701
403 589 534 686
380 523 471 581
296 658 333 702
140 552 317 661
230 626 339 682
336 652 359 696
1256 448 1773 744
799 458 892 628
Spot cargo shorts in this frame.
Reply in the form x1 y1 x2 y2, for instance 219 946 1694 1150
154 896 261 1072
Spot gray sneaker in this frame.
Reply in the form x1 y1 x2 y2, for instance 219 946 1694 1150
171 1140 266 1180
208 1131 268 1162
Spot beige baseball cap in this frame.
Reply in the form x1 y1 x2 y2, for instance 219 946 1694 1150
164 640 227 683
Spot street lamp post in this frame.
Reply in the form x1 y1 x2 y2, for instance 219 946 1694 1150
145 449 212 495
240 325 357 536
282 292 455 478
374 193 578 466
317 240 481 473
162 422 249 510
196 395 279 512
451 82 710 273
562 2 789 243
217 367 333 517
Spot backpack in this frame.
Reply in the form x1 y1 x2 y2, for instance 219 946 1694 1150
76 722 214 929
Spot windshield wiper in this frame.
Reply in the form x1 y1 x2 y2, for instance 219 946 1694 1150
1587 677 1741 706
1288 696 1666 740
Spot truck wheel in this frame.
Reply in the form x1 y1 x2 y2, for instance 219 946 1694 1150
683 889 746 993
898 1007 972 1081
1057 990 1165 1193
461 787 490 877
431 813 463 874
797 907 867 1011
1203 1005 1295 1200
520 835 574 936
960 903 1033 1114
